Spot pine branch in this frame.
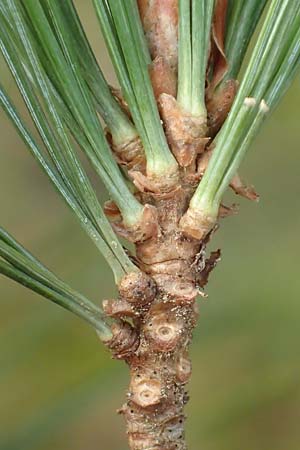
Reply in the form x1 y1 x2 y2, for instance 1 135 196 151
1 1 299 448
0 228 112 340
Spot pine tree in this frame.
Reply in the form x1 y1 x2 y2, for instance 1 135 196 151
1 1 299 448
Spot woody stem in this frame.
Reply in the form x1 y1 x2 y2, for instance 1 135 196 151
104 189 216 449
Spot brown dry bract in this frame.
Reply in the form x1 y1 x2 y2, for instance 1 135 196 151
159 94 208 168
206 0 238 137
210 0 228 90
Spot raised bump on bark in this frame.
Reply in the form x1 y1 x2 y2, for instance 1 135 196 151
119 272 157 305
102 299 136 319
105 321 139 360
179 206 218 241
144 313 183 351
130 373 162 408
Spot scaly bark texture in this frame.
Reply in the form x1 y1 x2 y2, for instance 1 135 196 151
104 184 220 449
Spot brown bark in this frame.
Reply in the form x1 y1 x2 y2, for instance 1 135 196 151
104 186 220 449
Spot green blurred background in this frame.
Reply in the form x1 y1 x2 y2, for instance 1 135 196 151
1 2 300 449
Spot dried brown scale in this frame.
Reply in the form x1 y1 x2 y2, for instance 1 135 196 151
206 0 238 137
159 94 208 169
109 85 132 118
230 173 259 202
104 202 159 244
106 321 140 361
206 79 237 137
111 136 146 173
129 167 180 195
103 298 137 319
179 206 218 241
114 204 159 244
196 144 258 202
196 249 222 288
210 0 229 90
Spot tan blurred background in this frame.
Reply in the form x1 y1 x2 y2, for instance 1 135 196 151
1 2 300 449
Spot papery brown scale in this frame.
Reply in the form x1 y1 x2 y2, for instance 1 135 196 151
102 298 136 319
210 0 229 89
218 203 239 218
176 354 192 383
207 79 238 137
196 144 257 202
111 135 146 172
109 85 131 117
106 321 140 360
103 200 121 220
159 94 208 168
230 173 259 201
111 204 159 244
179 207 217 241
196 147 213 177
129 167 180 195
197 249 221 288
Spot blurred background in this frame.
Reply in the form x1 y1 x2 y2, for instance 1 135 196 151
0 2 300 450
